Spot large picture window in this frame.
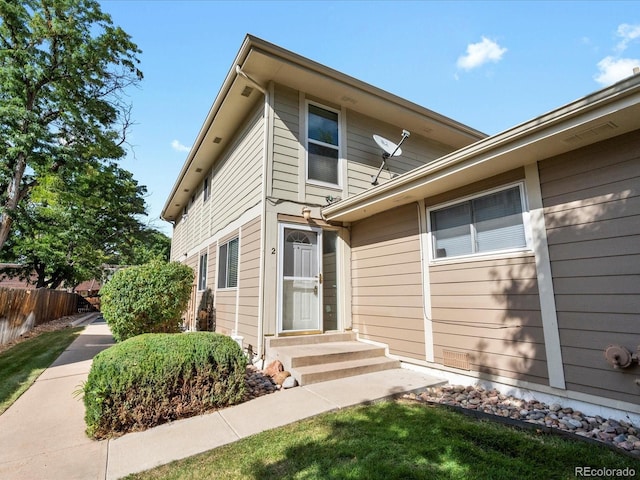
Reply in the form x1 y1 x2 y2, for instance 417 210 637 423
217 238 238 289
307 103 340 186
429 184 527 260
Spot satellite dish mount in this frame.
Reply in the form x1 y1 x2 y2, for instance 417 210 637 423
371 129 410 185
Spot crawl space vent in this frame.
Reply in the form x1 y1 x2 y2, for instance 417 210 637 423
443 350 471 370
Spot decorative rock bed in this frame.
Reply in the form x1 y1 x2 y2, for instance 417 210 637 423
404 385 640 456
244 365 279 401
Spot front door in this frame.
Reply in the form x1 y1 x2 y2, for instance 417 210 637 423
279 225 322 332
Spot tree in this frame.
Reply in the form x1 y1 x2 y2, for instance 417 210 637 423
115 226 172 266
0 0 142 251
1 162 147 289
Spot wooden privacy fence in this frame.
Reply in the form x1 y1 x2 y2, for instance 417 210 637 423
0 287 82 345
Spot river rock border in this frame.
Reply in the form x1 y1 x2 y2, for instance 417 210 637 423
404 385 640 457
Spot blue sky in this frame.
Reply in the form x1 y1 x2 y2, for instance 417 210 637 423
99 1 640 235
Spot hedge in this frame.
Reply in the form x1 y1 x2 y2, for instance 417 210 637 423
83 332 247 439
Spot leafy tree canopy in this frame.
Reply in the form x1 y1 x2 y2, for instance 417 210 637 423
0 0 143 250
1 162 150 289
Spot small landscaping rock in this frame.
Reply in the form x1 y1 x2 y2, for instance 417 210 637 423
272 370 291 386
264 360 284 377
282 376 298 389
405 384 640 456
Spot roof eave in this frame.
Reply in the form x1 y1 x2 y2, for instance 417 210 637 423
323 73 640 223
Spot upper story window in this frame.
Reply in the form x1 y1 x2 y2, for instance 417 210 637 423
203 176 210 202
428 183 528 260
307 102 340 187
218 237 238 289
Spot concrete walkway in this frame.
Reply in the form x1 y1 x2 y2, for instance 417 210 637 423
0 317 446 480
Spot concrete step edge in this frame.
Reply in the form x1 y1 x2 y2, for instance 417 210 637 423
292 357 401 385
266 332 356 348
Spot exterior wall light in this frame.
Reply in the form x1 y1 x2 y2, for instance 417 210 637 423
302 206 312 221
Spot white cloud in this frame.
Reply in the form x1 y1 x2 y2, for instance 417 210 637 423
171 139 190 152
615 23 640 52
594 56 640 85
457 37 507 71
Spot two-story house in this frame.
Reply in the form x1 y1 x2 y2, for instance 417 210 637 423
163 35 640 421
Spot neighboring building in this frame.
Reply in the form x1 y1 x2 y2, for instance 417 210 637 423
0 263 37 290
163 35 640 419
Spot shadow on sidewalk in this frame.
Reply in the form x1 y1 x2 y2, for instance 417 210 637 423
46 317 115 369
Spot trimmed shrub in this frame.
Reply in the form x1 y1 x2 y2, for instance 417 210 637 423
83 332 247 439
100 261 193 342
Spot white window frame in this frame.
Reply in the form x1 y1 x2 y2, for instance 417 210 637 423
305 101 342 189
197 252 208 291
217 237 239 290
426 182 532 263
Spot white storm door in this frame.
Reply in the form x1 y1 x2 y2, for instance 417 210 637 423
280 226 322 332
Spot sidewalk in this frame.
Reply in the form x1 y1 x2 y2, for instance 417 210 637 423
0 317 446 480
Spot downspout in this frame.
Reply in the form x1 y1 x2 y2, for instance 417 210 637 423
236 65 269 365
235 66 266 94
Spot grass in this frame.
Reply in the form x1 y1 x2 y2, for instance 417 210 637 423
127 399 639 480
0 326 82 415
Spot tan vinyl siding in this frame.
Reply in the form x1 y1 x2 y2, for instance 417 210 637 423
425 168 525 208
210 105 264 238
271 85 300 201
347 111 453 196
170 103 263 260
237 217 261 352
351 203 426 360
207 247 217 293
215 291 236 336
430 255 548 384
171 213 189 262
269 84 459 206
170 223 183 261
539 130 640 404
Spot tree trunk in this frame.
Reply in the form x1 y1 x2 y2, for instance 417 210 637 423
0 152 28 252
0 213 13 254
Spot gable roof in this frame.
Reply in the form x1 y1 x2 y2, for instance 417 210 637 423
323 72 640 222
161 35 485 222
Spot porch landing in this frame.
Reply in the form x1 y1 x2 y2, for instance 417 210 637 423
265 332 402 385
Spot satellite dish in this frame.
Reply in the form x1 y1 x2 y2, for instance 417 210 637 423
371 129 410 185
373 134 402 157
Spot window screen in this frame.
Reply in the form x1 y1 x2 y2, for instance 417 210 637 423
430 185 526 259
307 104 339 185
218 238 238 288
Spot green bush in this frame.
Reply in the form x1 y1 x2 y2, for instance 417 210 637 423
83 332 247 439
100 261 193 342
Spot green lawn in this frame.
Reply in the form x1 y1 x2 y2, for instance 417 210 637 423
0 326 82 415
127 399 639 480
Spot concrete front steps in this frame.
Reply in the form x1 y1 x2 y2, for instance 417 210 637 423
265 332 400 385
